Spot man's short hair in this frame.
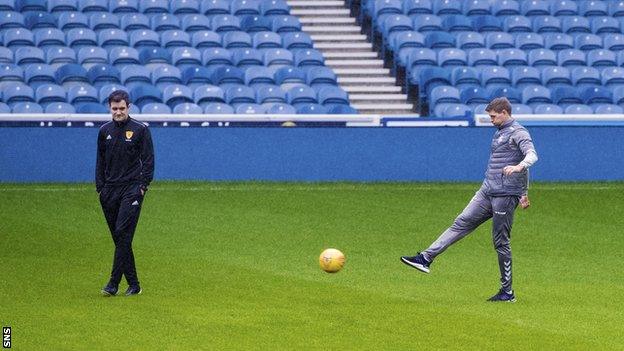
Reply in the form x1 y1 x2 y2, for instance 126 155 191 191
485 97 512 115
108 90 130 106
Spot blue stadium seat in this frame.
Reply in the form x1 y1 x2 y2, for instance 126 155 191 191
58 12 88 30
141 102 171 114
182 66 211 88
225 85 255 105
564 104 593 114
12 102 43 113
562 16 590 34
318 86 349 105
587 49 616 67
456 32 485 49
211 15 241 32
296 103 327 114
512 104 532 114
97 29 129 49
151 65 182 88
204 102 234 114
327 104 357 114
48 0 78 13
0 64 24 84
163 84 193 107
463 0 489 16
451 66 480 89
235 103 265 114
79 0 108 12
210 65 244 85
473 15 503 32
130 84 162 108
433 0 461 15
87 64 121 87
110 0 138 13
610 1 624 17
171 0 199 14
109 46 140 66
381 15 413 36
201 0 229 15
256 85 286 104
182 14 211 33
372 0 402 19
522 85 551 105
612 86 624 104
552 86 583 105
262 48 293 67
120 13 149 31
78 46 108 68
415 66 451 96
17 0 47 12
515 33 544 50
472 103 487 114
66 28 97 49
407 48 437 68
528 48 557 66
55 63 88 87
15 46 45 65
46 47 76 67
489 86 521 103
3 28 34 47
35 83 66 107
232 0 260 16
275 66 305 89
442 103 471 118
76 102 108 113
0 47 12 64
128 104 140 114
575 34 603 51
592 17 620 34
194 85 225 106
581 86 612 104
171 47 201 68
253 31 281 49
244 66 274 86
202 48 232 65
89 12 119 31
161 30 192 48
3 83 34 105
0 12 25 30
467 48 497 66
412 14 442 32
541 66 572 87
45 102 75 113
130 29 160 49
436 48 465 67
192 31 221 48
593 104 623 114
139 0 167 13
424 31 455 49
240 15 272 33
460 86 489 105
98 84 127 103
404 0 433 15
67 85 98 105
580 0 608 17
430 85 460 105
287 86 317 105
261 0 289 16
543 33 574 50
120 64 150 87
493 0 519 16
24 64 55 88
486 32 514 49
480 66 511 88
294 49 324 67
533 104 563 114
552 0 578 16
151 13 181 32
282 32 313 50
601 67 624 86
306 67 337 87
572 66 601 87
391 31 425 52
222 31 251 48
504 15 532 33
266 103 296 114
558 49 586 67
232 48 262 67
271 15 301 33
603 34 624 51
24 12 56 30
533 16 562 33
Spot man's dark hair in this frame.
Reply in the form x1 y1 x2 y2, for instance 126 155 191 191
485 97 512 115
108 90 130 106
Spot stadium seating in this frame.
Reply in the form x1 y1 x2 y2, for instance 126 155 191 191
0 1 355 114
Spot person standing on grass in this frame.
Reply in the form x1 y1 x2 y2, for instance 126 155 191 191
400 97 538 302
96 90 154 297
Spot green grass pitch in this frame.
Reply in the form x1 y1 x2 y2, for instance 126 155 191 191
1 182 622 350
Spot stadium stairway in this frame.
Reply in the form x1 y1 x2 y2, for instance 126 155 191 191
288 0 416 115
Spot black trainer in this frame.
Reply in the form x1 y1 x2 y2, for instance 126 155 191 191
125 285 142 296
487 289 516 302
101 285 118 297
400 253 431 273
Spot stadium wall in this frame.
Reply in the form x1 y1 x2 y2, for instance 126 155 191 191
0 127 622 183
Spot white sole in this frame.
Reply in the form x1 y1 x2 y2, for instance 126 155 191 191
401 257 430 273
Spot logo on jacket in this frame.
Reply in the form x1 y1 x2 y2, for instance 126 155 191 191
125 130 133 141
106 135 112 140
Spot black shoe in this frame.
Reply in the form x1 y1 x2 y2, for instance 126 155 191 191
101 285 118 297
487 289 516 302
400 253 431 273
125 285 142 296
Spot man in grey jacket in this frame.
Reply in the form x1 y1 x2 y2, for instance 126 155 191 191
401 97 538 302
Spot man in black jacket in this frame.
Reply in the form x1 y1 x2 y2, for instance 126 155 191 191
96 90 154 297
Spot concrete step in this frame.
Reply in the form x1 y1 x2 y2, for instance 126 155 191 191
350 94 409 101
334 68 390 75
344 86 402 93
353 103 415 114
339 76 397 85
300 17 355 25
302 25 361 33
325 59 385 67
314 42 372 50
311 34 367 41
287 0 345 8
323 52 378 59
291 8 350 16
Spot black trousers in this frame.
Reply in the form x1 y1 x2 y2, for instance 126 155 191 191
99 183 145 287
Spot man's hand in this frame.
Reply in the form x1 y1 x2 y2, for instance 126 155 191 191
503 164 524 176
520 195 530 209
140 189 144 196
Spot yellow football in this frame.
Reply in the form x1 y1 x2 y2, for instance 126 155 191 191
319 248 345 273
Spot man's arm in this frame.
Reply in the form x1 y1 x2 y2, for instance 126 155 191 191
140 126 154 193
503 129 538 176
95 129 105 193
